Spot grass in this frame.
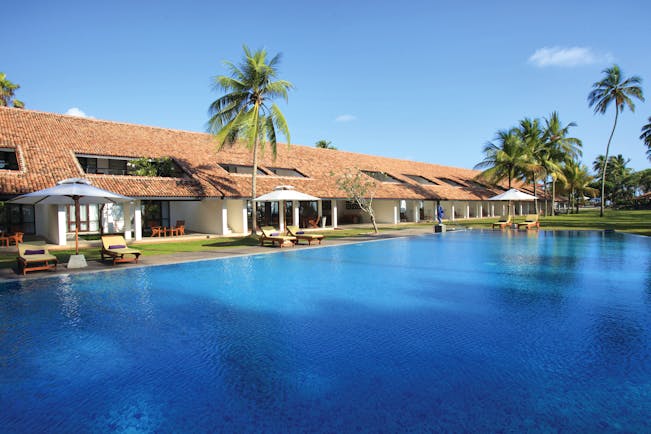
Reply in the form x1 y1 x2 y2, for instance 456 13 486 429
452 208 651 236
0 209 647 271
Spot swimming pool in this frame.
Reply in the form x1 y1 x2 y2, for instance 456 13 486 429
1 231 650 432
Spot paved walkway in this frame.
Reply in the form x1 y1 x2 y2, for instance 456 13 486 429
0 226 441 282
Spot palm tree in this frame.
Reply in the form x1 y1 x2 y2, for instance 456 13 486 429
588 64 644 216
315 139 337 150
641 117 651 162
518 117 546 213
475 128 531 188
208 46 293 233
543 112 582 214
0 73 25 108
560 160 596 213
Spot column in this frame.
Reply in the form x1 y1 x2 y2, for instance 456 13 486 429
317 200 323 227
413 202 420 223
519 203 523 215
57 205 67 246
331 200 338 228
279 201 285 232
491 204 495 217
242 201 248 234
450 204 455 222
293 201 300 227
123 202 132 240
134 200 142 241
478 204 483 218
393 202 399 224
465 204 470 219
221 199 229 235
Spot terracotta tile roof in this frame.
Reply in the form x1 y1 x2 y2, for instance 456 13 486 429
0 107 519 201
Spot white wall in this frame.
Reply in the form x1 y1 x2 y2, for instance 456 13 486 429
373 200 399 224
171 201 203 232
174 199 222 234
227 199 247 233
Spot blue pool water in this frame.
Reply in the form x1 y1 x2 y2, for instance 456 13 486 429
1 230 651 432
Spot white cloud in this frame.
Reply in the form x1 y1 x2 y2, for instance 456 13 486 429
528 46 613 67
335 114 356 123
65 107 94 118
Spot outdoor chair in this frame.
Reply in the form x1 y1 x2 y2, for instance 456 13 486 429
101 235 141 265
173 220 185 236
518 214 540 230
259 226 296 248
491 215 512 230
307 216 321 228
8 232 24 245
286 225 324 245
17 242 58 275
151 226 164 237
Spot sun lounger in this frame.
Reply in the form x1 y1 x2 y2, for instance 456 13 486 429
286 225 324 245
101 235 141 264
259 226 296 247
518 214 540 230
17 243 58 275
491 215 512 230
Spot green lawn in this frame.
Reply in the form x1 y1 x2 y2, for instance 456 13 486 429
452 208 651 236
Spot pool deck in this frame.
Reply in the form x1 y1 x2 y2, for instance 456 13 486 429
0 226 442 282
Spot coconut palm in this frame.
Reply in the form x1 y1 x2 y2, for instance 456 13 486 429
560 160 596 213
641 117 651 162
315 139 337 150
588 64 644 216
0 73 25 108
475 128 531 188
518 117 546 213
543 112 582 214
208 46 293 233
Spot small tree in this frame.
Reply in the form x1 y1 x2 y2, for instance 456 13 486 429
128 157 178 177
334 168 379 234
316 139 337 150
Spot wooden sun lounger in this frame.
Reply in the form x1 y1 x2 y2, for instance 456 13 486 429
101 235 141 264
518 214 540 230
259 226 296 247
492 215 512 230
17 243 58 275
286 225 324 245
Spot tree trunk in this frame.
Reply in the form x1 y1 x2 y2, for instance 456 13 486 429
532 176 538 214
551 178 556 216
251 136 259 235
600 108 619 217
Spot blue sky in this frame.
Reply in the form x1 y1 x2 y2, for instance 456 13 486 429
4 0 651 171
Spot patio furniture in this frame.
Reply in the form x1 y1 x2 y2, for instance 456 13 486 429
286 225 324 245
259 226 296 248
101 235 141 264
151 226 165 237
307 216 321 228
518 214 540 230
8 232 24 245
491 215 512 230
17 243 58 275
171 220 185 236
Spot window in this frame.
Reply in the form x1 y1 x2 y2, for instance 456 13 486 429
437 177 466 188
141 200 170 234
403 174 439 185
219 164 266 175
1 204 35 234
267 167 307 178
0 148 19 170
362 170 404 183
66 204 100 232
77 154 184 177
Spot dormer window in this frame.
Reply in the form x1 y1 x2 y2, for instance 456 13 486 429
219 164 266 175
362 170 404 183
403 174 439 185
267 167 307 178
76 154 184 177
437 177 466 188
0 148 19 170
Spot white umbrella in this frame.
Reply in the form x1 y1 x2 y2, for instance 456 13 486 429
9 178 132 254
254 186 320 230
489 188 537 217
254 185 320 202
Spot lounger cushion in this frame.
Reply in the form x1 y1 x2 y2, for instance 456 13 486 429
24 249 45 255
296 231 305 234
109 244 126 249
270 232 279 236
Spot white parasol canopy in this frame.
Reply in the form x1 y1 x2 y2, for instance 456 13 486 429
488 188 537 201
254 185 320 202
9 178 132 254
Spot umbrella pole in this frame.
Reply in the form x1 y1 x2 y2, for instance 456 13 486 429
74 196 80 255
